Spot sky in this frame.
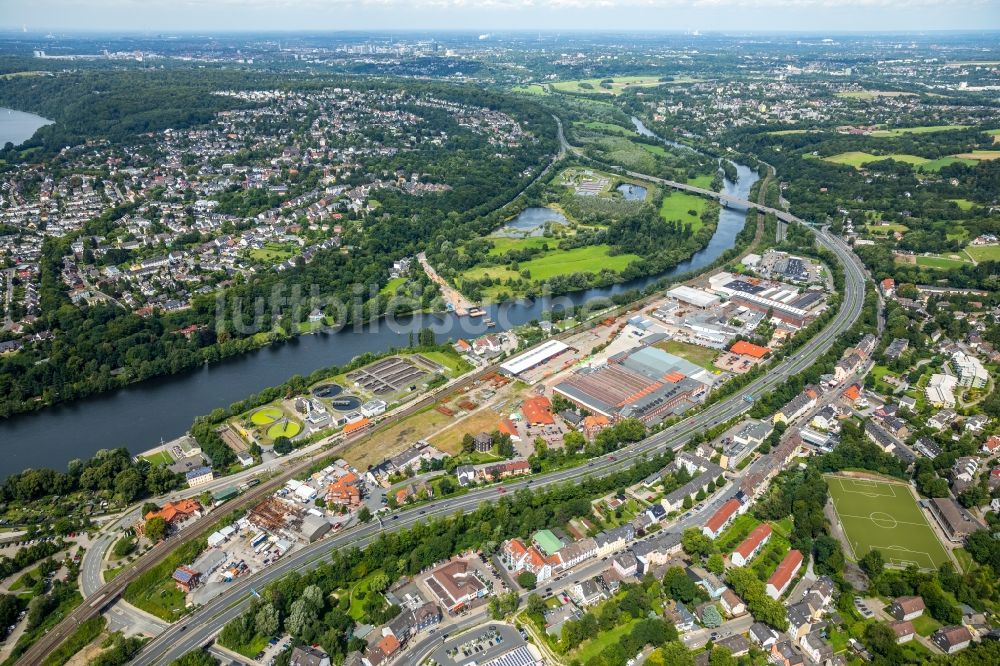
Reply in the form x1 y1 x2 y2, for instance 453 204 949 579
2 0 999 33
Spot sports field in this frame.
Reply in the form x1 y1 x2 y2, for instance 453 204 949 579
826 474 951 570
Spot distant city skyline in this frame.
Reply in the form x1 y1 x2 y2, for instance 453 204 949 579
3 0 999 33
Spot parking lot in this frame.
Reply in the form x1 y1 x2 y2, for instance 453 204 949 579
430 624 525 666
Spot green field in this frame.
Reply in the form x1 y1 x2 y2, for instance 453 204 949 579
575 121 635 136
950 199 977 211
249 242 298 262
768 129 818 136
417 350 472 375
463 244 640 288
140 450 174 466
570 618 641 662
820 151 979 172
511 84 549 95
380 277 406 296
915 254 972 269
653 339 719 372
687 174 716 189
965 244 1000 262
487 235 558 256
825 474 951 570
267 419 301 439
251 407 284 425
522 244 640 279
552 75 666 95
871 124 968 137
639 143 668 156
660 190 708 232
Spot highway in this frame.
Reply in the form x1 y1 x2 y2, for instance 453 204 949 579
128 208 866 665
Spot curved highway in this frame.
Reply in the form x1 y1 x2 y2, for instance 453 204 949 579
130 216 866 665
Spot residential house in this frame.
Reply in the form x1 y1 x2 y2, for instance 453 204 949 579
769 640 804 666
503 538 553 583
787 601 813 640
612 552 638 577
172 566 200 593
594 524 635 557
185 466 214 488
687 566 728 600
800 632 833 664
983 435 1000 456
889 596 925 621
716 635 750 658
473 433 494 453
573 579 605 607
889 621 916 644
730 523 772 567
931 626 973 654
766 549 803 599
664 601 696 633
773 388 819 425
290 646 332 666
749 622 779 649
703 498 743 539
720 588 747 617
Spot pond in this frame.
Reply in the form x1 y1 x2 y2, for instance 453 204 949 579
493 206 568 237
616 183 647 201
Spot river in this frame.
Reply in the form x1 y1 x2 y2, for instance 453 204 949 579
0 108 53 146
0 122 758 479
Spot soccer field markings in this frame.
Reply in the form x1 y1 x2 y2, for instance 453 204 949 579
832 477 900 499
836 512 929 528
825 474 949 571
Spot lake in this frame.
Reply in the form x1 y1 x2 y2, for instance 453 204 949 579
0 127 758 479
616 183 647 201
493 206 568 237
0 108 53 146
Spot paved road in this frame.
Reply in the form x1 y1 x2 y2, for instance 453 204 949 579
129 212 866 665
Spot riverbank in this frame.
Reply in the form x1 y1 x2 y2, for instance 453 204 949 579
0 108 53 147
0 129 758 479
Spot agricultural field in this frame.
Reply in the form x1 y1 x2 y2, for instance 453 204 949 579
953 150 1000 160
825 473 952 570
551 75 667 95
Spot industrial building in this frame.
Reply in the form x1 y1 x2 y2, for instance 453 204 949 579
553 345 710 425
